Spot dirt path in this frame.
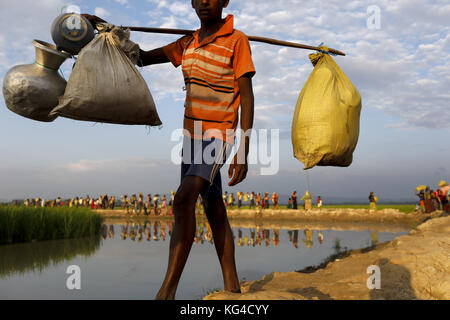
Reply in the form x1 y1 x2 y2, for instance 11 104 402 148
226 208 426 225
96 207 426 226
204 212 450 300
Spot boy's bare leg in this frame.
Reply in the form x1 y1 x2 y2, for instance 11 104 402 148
156 175 208 300
203 192 241 293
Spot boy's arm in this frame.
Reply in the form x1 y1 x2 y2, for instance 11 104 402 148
228 74 254 187
81 13 174 67
137 48 170 67
139 35 193 67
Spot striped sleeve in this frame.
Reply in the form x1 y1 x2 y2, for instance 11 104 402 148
233 34 256 79
163 35 194 68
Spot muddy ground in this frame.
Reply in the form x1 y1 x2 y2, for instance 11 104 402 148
204 211 450 300
97 207 426 226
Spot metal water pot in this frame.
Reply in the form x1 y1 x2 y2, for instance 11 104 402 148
2 40 71 122
51 13 95 55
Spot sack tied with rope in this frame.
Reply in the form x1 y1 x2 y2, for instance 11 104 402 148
291 47 362 170
50 26 162 126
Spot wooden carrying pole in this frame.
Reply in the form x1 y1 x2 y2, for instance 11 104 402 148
123 26 346 56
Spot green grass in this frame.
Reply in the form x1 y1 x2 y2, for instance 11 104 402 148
0 205 104 245
320 204 415 213
227 204 416 213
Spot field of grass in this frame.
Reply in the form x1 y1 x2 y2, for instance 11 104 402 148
223 204 416 213
0 205 104 245
320 204 416 213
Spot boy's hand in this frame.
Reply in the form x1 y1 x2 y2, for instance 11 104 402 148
228 153 248 186
229 75 254 187
81 14 107 28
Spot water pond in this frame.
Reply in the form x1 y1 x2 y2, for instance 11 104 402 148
0 219 409 299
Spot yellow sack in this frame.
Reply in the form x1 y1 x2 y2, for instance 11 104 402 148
291 47 362 169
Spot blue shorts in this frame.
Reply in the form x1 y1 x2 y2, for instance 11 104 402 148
181 136 232 199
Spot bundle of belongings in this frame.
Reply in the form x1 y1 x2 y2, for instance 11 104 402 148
291 47 362 170
51 23 162 126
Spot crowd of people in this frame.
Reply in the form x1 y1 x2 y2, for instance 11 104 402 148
20 192 178 216
21 195 116 210
23 182 450 215
20 190 325 213
17 189 325 216
414 181 450 213
222 190 322 210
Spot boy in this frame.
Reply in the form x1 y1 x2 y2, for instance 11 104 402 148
83 0 255 300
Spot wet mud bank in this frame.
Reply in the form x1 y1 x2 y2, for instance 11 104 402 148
204 211 450 300
226 208 426 226
97 207 426 226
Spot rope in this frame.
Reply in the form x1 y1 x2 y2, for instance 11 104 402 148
316 42 337 56
306 170 311 192
317 49 337 56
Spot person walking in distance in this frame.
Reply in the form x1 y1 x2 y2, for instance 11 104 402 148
292 191 298 210
249 191 255 209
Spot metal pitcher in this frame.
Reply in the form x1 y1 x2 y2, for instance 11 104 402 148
2 40 71 122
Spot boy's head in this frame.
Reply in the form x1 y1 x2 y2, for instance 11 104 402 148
191 0 229 24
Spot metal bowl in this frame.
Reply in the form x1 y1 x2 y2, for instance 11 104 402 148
51 13 95 55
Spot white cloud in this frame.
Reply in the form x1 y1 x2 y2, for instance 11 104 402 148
94 7 110 18
160 15 178 28
63 158 159 173
168 2 191 16
65 159 106 172
0 0 66 73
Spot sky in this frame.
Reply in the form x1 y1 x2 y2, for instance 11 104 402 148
0 0 449 203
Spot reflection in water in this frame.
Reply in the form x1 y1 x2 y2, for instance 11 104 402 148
117 221 215 245
109 221 332 250
1 222 388 269
0 236 102 279
108 220 384 249
109 225 114 239
370 232 379 246
118 222 174 243
273 229 280 247
318 231 324 244
0 220 408 300
293 230 299 249
302 229 314 249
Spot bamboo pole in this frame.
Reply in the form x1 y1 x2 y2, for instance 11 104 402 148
122 26 346 56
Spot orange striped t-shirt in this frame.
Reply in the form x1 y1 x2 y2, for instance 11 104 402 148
163 15 255 144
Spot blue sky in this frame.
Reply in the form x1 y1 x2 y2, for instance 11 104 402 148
0 0 449 202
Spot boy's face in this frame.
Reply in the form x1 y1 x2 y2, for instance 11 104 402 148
192 0 229 24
